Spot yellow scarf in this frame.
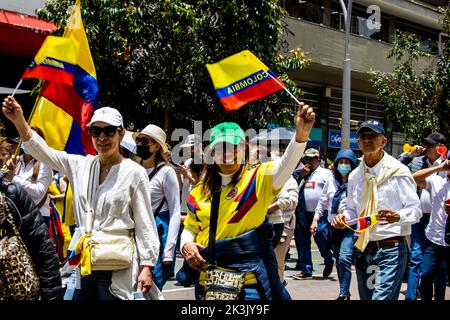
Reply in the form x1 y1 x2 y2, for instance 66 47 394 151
355 152 412 252
75 233 92 276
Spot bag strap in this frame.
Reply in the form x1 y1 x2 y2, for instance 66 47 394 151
208 173 222 266
148 163 167 218
84 159 97 233
147 163 165 182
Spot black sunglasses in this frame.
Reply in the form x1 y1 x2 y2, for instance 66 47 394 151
135 136 157 146
89 125 119 138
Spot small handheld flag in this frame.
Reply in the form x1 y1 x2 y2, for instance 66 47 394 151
341 215 378 233
206 50 285 111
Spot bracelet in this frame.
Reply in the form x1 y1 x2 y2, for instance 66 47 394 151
142 265 154 269
23 127 32 141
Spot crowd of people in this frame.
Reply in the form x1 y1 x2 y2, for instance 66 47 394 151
1 95 449 301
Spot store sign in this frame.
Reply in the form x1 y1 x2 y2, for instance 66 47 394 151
328 130 359 150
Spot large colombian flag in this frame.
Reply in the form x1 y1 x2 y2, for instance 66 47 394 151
28 0 98 156
206 50 285 112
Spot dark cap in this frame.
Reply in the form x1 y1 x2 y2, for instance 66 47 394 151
422 132 446 147
356 119 385 135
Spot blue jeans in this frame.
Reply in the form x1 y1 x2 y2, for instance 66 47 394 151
355 242 408 300
419 239 450 301
405 214 429 300
73 271 119 300
330 227 356 297
295 211 333 274
153 210 176 290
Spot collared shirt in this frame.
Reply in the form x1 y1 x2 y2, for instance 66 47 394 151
12 156 52 217
425 175 450 247
301 166 333 212
314 175 347 224
343 153 422 241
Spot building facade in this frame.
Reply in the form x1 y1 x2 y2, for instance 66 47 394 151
279 0 446 160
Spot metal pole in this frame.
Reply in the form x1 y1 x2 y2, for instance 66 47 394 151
340 0 352 149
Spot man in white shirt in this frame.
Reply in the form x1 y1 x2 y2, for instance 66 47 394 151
412 156 450 300
333 120 421 300
292 148 334 279
398 132 447 300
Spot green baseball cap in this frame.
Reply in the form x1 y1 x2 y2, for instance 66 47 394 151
209 122 245 150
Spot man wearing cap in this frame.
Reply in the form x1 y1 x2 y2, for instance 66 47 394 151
412 154 450 300
333 119 421 300
292 148 334 279
398 132 448 300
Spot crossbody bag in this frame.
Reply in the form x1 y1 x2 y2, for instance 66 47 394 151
84 159 134 271
203 174 245 300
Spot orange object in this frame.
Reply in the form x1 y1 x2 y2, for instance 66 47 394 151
403 144 416 153
437 145 447 158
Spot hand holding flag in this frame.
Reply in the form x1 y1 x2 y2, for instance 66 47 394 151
206 50 287 111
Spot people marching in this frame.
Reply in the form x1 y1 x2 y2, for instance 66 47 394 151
2 92 450 300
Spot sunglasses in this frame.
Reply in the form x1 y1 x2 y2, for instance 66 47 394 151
134 136 156 146
88 125 119 138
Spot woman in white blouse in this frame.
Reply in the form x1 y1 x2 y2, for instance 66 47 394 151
2 96 160 300
133 124 181 290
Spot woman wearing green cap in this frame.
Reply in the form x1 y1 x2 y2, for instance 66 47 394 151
178 102 315 300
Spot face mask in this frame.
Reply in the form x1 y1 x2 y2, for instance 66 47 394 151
337 164 352 176
136 145 153 160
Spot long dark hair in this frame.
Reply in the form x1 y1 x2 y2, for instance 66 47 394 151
200 142 249 196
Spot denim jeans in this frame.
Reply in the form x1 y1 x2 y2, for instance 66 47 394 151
405 214 429 300
295 211 333 274
330 227 356 297
355 242 408 300
73 271 119 300
419 239 450 301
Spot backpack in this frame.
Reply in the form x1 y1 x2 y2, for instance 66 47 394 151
0 191 40 300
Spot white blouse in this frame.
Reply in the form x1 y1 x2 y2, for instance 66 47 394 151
23 131 160 300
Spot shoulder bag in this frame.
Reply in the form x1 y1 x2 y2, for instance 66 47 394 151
203 174 245 300
85 159 134 271
0 190 40 300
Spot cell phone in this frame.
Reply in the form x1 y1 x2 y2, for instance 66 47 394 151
133 291 146 300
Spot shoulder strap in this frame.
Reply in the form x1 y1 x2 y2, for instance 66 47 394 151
148 164 167 218
148 163 165 182
208 173 222 266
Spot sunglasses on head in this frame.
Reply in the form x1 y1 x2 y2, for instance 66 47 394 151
134 136 156 146
89 125 119 137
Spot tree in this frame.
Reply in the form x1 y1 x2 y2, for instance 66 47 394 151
369 4 450 143
37 0 309 133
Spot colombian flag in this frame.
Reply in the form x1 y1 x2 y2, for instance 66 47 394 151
29 0 98 155
343 215 378 233
206 50 285 111
21 36 80 87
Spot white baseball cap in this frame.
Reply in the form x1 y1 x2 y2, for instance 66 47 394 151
87 107 124 128
133 124 169 153
180 134 202 148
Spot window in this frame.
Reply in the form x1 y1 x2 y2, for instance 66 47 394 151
396 18 439 54
284 0 324 24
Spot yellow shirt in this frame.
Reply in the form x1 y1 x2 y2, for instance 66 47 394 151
184 162 278 247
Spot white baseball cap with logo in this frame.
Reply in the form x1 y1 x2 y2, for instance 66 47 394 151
133 124 169 154
87 107 124 128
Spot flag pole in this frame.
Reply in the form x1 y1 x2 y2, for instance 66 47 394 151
267 72 301 105
11 79 23 97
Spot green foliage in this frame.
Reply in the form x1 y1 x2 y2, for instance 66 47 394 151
37 0 310 131
369 5 450 143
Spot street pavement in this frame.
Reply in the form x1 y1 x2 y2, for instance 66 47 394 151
162 241 450 300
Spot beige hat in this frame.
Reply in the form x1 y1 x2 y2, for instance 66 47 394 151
303 148 320 158
133 124 168 153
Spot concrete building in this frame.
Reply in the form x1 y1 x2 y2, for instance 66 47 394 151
279 0 447 159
